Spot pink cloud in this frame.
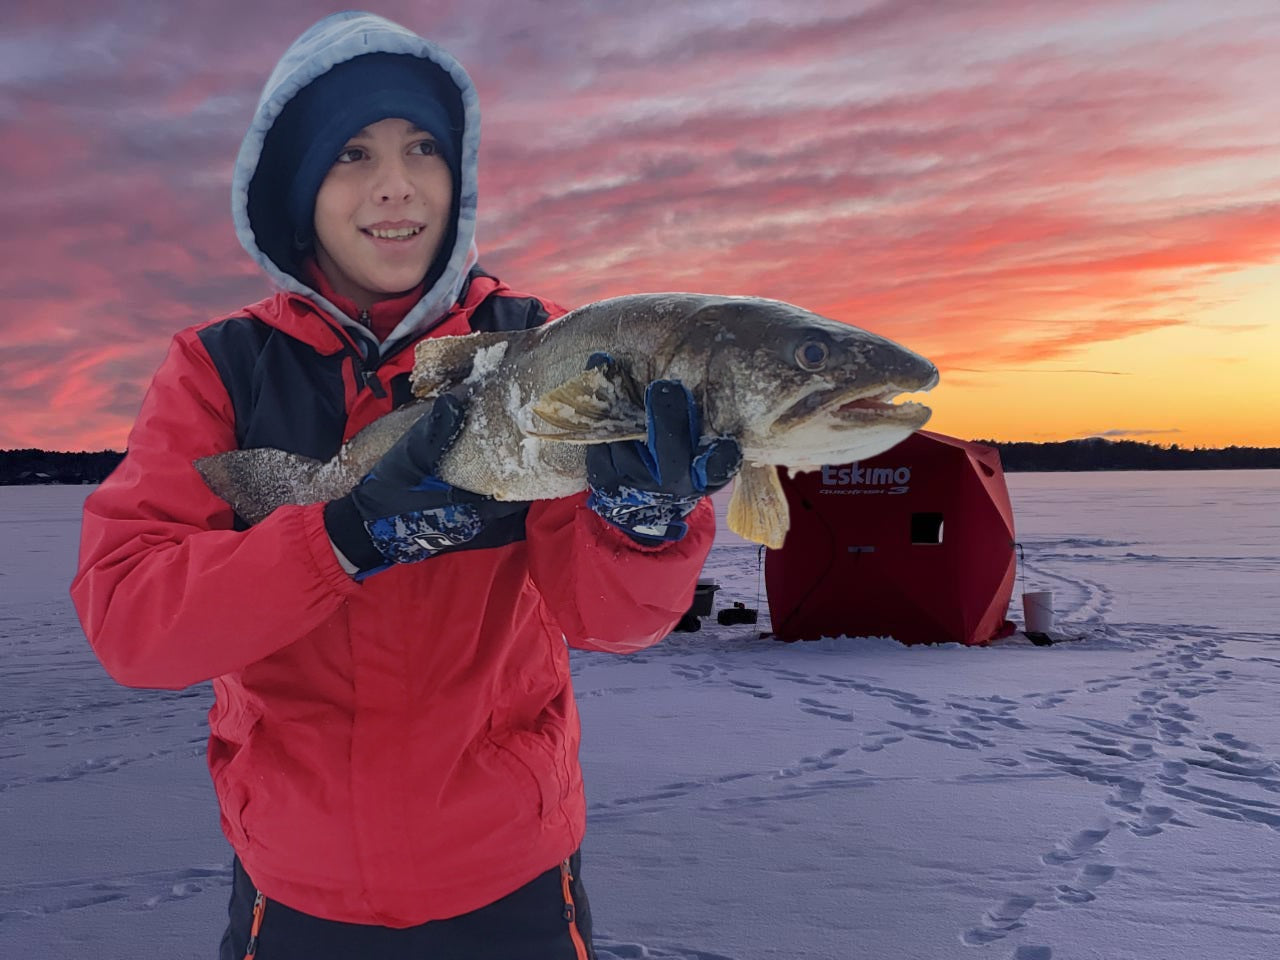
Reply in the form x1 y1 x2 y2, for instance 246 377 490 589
5 1 1279 448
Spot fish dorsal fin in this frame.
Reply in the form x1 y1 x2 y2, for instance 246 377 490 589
727 463 790 549
411 331 512 399
522 364 647 442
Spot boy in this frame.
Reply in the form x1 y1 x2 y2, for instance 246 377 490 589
71 11 738 959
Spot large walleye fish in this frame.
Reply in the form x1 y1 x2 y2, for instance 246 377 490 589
195 293 938 548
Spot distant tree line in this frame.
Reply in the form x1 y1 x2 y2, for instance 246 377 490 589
0 449 125 485
1 439 1278 486
975 438 1280 471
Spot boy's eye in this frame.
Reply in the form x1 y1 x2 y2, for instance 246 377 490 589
335 147 365 164
412 139 440 157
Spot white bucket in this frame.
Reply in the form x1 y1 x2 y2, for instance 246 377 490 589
1022 591 1054 634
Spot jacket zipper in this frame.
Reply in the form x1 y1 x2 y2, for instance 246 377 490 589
296 295 430 401
351 310 387 398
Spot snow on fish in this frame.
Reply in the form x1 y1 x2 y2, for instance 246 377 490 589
194 293 939 547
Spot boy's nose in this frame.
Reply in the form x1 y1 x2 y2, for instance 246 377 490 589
374 160 414 202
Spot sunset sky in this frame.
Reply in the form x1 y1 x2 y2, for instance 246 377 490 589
3 0 1278 451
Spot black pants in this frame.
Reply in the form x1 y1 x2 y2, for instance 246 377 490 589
219 853 596 960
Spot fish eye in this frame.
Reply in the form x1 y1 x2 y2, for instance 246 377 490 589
796 339 830 371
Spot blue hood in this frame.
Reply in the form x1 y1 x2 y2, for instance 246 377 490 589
232 11 481 353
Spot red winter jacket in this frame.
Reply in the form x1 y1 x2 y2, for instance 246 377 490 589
70 273 714 926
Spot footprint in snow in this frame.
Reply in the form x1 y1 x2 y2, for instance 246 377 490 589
772 747 848 780
1161 782 1280 829
1042 824 1111 865
1212 732 1261 752
860 732 904 753
948 700 1026 731
0 864 233 920
670 664 715 683
797 697 854 723
1158 701 1196 721
1054 862 1116 904
1105 777 1144 812
1127 805 1176 837
766 667 825 687
728 679 772 699
960 893 1036 945
1028 693 1066 709
889 719 991 750
594 935 740 960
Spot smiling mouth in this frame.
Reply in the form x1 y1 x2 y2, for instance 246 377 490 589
363 225 425 240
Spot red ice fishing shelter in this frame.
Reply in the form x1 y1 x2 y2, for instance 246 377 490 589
764 431 1016 645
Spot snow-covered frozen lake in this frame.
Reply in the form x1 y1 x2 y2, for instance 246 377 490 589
2 471 1278 959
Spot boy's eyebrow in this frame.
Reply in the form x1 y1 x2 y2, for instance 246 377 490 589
346 123 437 141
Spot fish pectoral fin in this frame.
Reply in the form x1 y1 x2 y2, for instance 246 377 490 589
411 331 512 399
727 463 790 549
523 366 647 442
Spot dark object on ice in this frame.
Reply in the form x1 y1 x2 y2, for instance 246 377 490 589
717 602 758 626
673 580 719 631
673 612 702 632
1027 631 1054 646
689 580 720 617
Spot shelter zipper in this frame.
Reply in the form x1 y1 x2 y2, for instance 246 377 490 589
560 859 590 960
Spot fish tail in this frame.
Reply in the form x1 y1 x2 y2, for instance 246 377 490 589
194 448 324 525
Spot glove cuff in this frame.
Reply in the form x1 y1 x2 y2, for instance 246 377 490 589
323 495 385 575
587 485 700 544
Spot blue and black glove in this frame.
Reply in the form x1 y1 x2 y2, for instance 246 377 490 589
585 354 742 546
323 395 528 578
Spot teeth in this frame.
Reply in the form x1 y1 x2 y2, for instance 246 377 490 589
368 226 423 239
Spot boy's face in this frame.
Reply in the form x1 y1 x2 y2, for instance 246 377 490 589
313 117 453 310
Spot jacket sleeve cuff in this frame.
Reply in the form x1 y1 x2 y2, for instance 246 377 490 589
322 496 383 573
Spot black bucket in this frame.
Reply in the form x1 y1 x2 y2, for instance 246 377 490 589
689 580 720 618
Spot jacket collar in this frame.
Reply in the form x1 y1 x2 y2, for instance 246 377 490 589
300 259 424 343
239 266 498 358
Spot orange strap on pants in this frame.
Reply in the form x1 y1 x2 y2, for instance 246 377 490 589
242 890 267 960
560 859 590 960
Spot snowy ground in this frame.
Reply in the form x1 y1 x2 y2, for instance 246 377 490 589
1 472 1277 960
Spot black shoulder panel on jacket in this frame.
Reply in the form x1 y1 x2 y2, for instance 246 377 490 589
467 287 551 334
389 371 416 410
197 316 347 461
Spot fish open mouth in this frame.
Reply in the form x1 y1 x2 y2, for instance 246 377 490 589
777 381 935 429
832 389 930 423
837 394 900 415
